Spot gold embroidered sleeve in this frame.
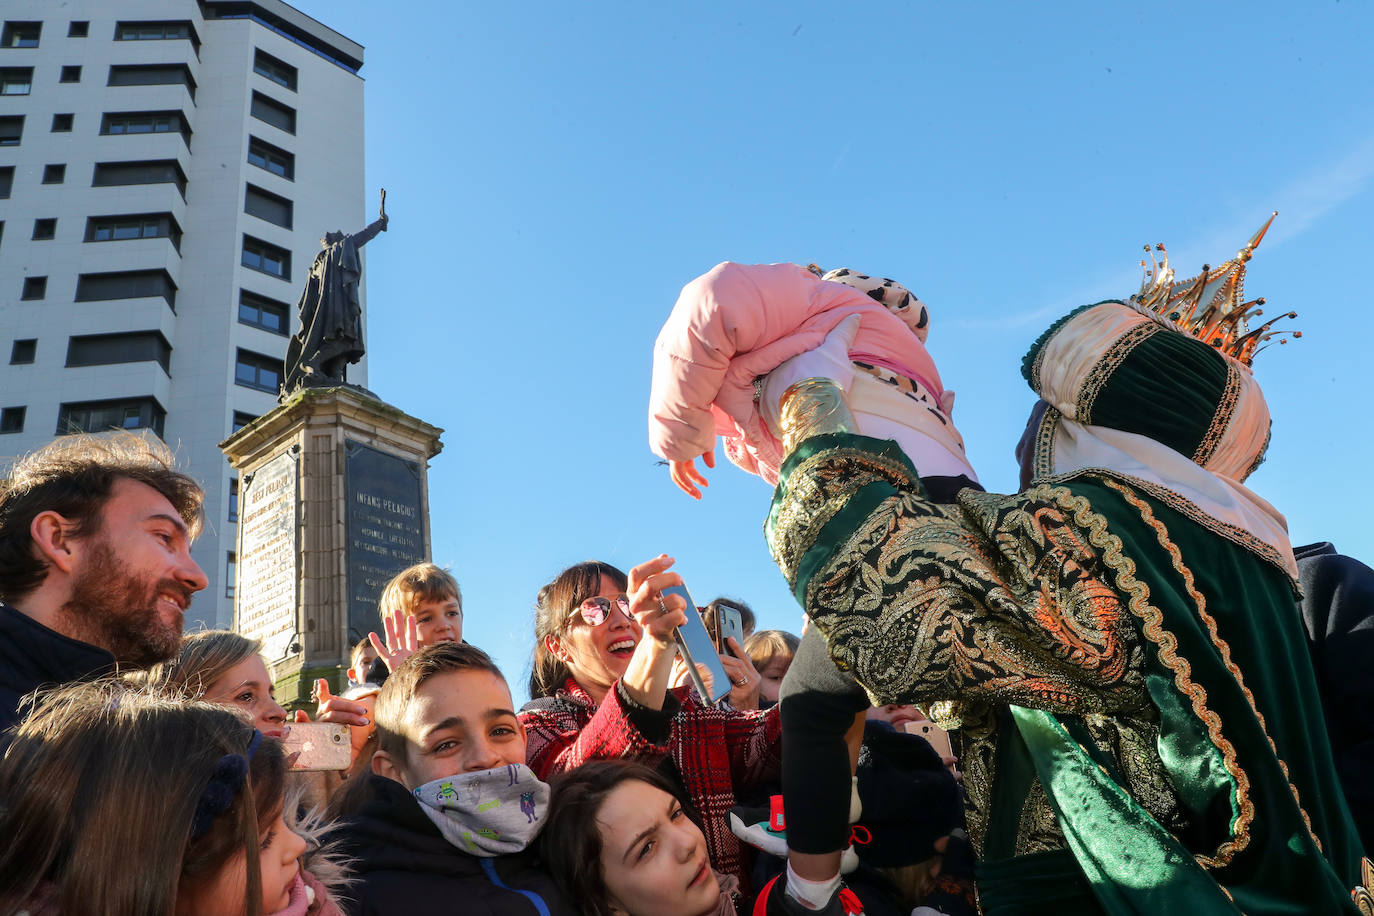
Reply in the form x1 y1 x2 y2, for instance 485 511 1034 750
770 444 1146 715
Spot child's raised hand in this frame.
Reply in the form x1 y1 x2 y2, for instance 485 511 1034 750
368 609 419 672
669 449 715 500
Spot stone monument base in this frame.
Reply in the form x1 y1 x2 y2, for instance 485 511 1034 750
221 386 443 708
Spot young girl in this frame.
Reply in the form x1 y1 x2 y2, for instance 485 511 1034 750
0 680 345 916
542 761 739 916
743 630 800 707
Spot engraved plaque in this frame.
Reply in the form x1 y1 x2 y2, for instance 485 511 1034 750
236 449 299 661
345 441 426 643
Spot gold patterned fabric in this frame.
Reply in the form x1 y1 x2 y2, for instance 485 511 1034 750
769 438 1196 859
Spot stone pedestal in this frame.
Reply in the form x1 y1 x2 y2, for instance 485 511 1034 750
221 386 443 707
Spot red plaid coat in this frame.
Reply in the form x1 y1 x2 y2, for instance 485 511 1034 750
520 678 781 888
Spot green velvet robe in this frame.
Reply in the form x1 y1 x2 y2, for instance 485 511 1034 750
767 433 1369 915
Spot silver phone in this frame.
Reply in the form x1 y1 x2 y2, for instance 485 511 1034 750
660 584 732 705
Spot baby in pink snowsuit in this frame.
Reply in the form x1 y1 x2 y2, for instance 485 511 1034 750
649 261 977 497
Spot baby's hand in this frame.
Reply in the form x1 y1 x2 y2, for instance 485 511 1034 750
669 450 715 500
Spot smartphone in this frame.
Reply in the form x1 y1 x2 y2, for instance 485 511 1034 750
660 584 732 706
282 721 352 771
713 605 745 657
905 719 954 760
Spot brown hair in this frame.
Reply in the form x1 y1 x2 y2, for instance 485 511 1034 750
529 561 628 699
0 679 284 916
743 629 800 672
541 760 700 916
141 629 263 698
0 432 205 603
706 597 755 636
374 641 506 766
378 562 462 618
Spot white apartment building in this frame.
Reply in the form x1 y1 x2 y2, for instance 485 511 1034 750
0 1 367 628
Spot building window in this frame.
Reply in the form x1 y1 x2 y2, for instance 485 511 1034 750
1 22 41 49
250 91 295 134
0 116 23 147
100 111 191 146
86 212 182 250
21 277 46 300
66 330 172 373
42 164 65 185
241 236 290 280
232 411 257 433
57 398 165 437
75 269 177 307
10 339 36 364
239 290 290 335
108 64 196 100
235 349 283 394
228 479 239 522
244 184 292 229
0 407 25 434
226 551 236 598
92 159 187 196
59 65 81 83
0 67 33 96
51 113 74 132
114 21 196 48
0 166 12 197
31 218 56 240
247 136 294 180
68 21 89 38
253 49 297 90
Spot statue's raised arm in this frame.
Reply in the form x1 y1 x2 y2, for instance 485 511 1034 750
281 188 390 397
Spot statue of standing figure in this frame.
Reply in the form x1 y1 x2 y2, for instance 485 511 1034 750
282 189 389 398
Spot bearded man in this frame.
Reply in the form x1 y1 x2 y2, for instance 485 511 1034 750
0 433 207 735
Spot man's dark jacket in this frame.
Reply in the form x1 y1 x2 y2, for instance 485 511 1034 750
0 601 113 739
1295 542 1374 855
330 774 575 916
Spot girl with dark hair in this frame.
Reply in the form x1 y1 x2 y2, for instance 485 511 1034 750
542 761 739 916
0 680 345 916
521 556 781 891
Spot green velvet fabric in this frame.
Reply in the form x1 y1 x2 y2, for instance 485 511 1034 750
1045 478 1365 914
1011 705 1244 914
1086 330 1230 459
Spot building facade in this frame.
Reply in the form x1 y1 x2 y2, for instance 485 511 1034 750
0 0 367 628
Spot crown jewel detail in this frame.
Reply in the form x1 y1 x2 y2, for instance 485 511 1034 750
1129 211 1299 366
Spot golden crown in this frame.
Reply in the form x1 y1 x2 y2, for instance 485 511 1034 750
1130 212 1299 366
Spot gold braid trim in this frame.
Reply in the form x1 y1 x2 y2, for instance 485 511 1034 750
1102 478 1325 864
1033 406 1062 482
1353 858 1374 914
1026 485 1254 868
1075 322 1163 424
1192 361 1243 467
1043 468 1295 588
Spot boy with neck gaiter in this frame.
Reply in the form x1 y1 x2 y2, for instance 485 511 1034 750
330 643 575 916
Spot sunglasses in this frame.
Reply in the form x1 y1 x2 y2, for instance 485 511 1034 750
567 595 631 627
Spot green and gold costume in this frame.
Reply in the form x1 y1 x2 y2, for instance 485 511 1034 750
763 225 1372 913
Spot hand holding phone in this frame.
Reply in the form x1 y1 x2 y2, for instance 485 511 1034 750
660 584 732 706
282 721 352 771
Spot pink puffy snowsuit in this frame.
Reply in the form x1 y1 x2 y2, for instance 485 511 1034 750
649 261 956 485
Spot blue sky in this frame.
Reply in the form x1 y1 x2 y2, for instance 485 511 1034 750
293 1 1374 699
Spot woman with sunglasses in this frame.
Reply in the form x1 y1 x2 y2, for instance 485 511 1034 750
521 556 781 893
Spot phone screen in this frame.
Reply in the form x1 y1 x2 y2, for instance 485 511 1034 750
661 584 732 705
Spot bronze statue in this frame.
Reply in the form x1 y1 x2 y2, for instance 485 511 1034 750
282 189 388 397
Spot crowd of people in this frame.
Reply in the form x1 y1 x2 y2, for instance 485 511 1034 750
1 234 1372 916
